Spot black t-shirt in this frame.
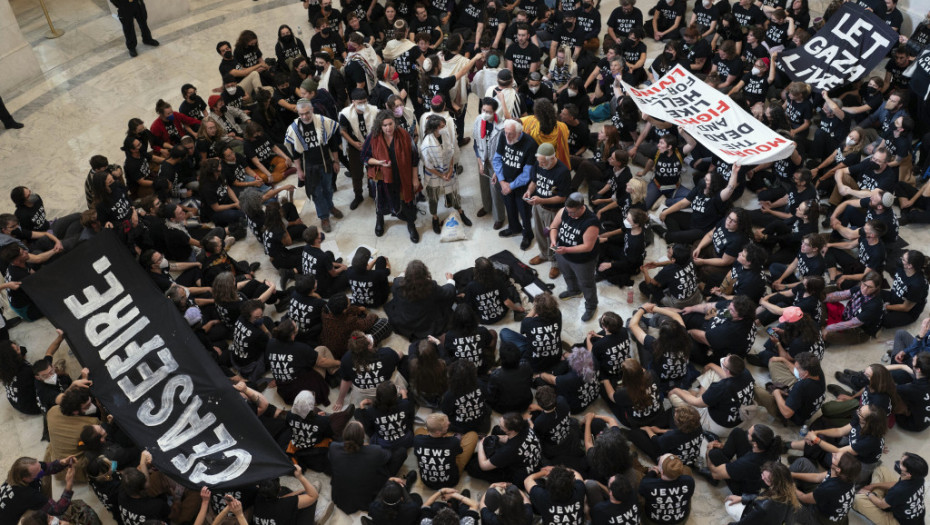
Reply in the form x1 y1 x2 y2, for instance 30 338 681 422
244 136 277 169
591 330 632 380
712 55 743 82
710 220 747 258
119 488 171 525
703 307 756 357
266 338 318 384
488 427 542 485
443 326 493 374
556 208 600 264
856 230 886 273
496 133 538 183
621 40 646 69
487 364 534 412
531 397 576 458
505 43 542 82
232 315 269 365
301 245 335 291
896 377 930 431
888 269 928 312
785 98 813 130
654 0 686 30
612 383 663 426
287 292 325 342
464 278 511 324
4 359 40 415
638 474 695 524
440 387 489 433
785 375 826 425
591 498 639 525
741 72 770 106
883 477 926 525
530 161 572 211
844 289 884 337
764 19 791 47
252 495 300 525
358 399 415 442
654 261 698 300
812 475 855 522
683 38 712 71
848 415 883 464
179 96 207 121
390 45 421 79
453 1 483 31
339 347 400 390
692 0 721 28
644 335 690 383
0 480 47 523
347 266 390 307
849 159 897 192
701 369 755 427
607 7 643 36
287 412 333 449
724 451 767 494
15 197 49 233
730 263 766 303
414 434 463 489
520 315 563 371
732 3 765 27
199 180 233 222
555 369 600 413
530 480 586 525
686 184 726 231
655 428 703 466
553 23 583 51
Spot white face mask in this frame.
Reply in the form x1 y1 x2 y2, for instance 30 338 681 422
623 219 633 228
482 112 495 121
83 404 98 415
793 367 801 380
49 518 59 525
751 67 761 76
158 258 170 269
720 357 727 369
355 103 368 112
567 89 578 97
845 137 856 147
42 373 58 386
666 0 674 5
529 86 540 93
225 86 237 95
366 334 374 346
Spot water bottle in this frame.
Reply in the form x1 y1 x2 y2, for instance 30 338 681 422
627 288 634 304
799 425 809 439
297 26 304 41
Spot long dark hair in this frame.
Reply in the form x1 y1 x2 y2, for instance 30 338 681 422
373 381 399 412
447 359 478 397
234 29 259 55
473 257 499 288
497 484 528 525
347 330 376 370
653 319 690 362
198 158 222 188
533 98 558 135
370 109 398 142
450 302 479 333
342 421 366 453
410 340 447 395
783 314 820 345
589 428 636 481
749 424 783 461
374 480 407 521
0 341 24 385
399 260 436 302
620 359 655 410
263 201 286 233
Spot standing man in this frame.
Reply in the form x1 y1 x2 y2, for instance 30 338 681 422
339 89 379 210
492 120 538 249
549 192 600 322
525 143 571 280
110 0 159 57
285 99 344 233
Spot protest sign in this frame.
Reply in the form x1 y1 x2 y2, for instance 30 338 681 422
22 231 293 489
908 49 930 103
621 66 795 164
779 3 897 90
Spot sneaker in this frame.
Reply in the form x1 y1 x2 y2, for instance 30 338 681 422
315 501 335 525
224 235 236 248
581 309 596 322
559 290 582 300
330 207 344 219
321 218 332 233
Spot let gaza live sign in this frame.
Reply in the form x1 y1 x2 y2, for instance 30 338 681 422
622 67 796 165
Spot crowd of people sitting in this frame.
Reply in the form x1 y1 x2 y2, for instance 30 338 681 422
1 0 930 523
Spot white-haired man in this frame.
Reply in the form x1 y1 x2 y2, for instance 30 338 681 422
492 119 538 249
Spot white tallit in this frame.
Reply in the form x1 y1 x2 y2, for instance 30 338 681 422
440 53 470 107
419 132 457 193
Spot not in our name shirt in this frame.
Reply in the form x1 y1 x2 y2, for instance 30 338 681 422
638 474 695 524
556 207 600 264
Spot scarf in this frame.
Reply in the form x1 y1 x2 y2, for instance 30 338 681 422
368 127 415 203
382 38 416 62
346 50 377 91
318 65 333 96
440 53 470 106
520 117 572 170
479 114 499 139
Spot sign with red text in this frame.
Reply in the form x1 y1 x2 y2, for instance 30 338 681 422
621 66 796 164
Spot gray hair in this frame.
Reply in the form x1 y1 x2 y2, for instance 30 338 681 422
503 119 523 134
566 192 585 208
295 98 313 112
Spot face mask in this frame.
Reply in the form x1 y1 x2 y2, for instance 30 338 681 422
366 334 374 346
623 219 633 228
321 29 331 38
223 50 233 60
158 258 170 269
488 7 497 14
391 72 399 82
320 232 326 243
42 373 58 385
83 404 98 415
283 34 294 42
482 112 495 121
751 67 761 76
719 357 727 370
845 137 856 147
664 51 673 60
567 89 578 97
666 0 674 5
564 22 574 30
300 65 311 75
323 4 331 11
49 519 59 525
226 86 237 95
356 103 368 112
793 367 801 380
26 193 39 205
866 87 877 96
166 114 175 122
393 107 404 117
529 86 540 93
703 0 711 6
893 460 902 475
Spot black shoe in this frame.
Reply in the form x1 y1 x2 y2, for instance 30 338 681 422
520 236 533 250
493 220 504 230
581 309 596 322
350 195 364 210
4 317 22 329
651 223 667 237
408 223 419 243
129 48 138 57
745 353 765 367
476 208 488 218
432 216 441 234
142 39 160 46
558 290 582 300
249 262 261 273
834 371 857 389
279 268 295 290
275 295 290 313
827 383 852 397
460 489 471 499
404 470 418 488
696 467 720 486
361 517 374 525
459 210 472 226
375 214 384 237
416 192 427 203
499 228 520 238
2 120 24 130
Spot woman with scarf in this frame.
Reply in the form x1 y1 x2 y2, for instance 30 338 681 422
520 98 571 171
420 115 472 234
473 98 507 227
362 110 421 242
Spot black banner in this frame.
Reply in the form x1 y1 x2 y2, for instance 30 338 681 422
21 231 293 489
909 50 930 103
779 3 898 90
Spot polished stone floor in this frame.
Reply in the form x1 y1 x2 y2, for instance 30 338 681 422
0 0 926 523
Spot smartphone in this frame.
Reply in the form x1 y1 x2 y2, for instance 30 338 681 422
110 460 117 472
766 327 776 336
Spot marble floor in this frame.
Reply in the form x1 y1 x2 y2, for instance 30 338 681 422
0 0 927 523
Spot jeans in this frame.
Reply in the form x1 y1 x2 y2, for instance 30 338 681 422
306 167 335 219
556 254 598 312
502 185 533 237
499 328 532 358
212 208 246 227
645 184 690 209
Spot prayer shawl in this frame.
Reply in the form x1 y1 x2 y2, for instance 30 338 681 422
440 53 470 107
345 46 380 91
520 116 572 170
338 105 379 154
284 114 340 188
419 110 458 162
485 85 521 121
318 64 334 96
375 79 415 113
419 132 457 194
382 38 416 62
367 127 416 203
472 116 504 162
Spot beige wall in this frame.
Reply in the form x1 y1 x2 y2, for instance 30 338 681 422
0 0 43 95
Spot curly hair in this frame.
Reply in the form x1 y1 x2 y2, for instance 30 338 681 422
0 341 24 385
447 358 478 397
533 98 558 135
532 293 561 322
568 347 597 383
348 330 377 370
673 406 701 434
399 260 436 302
653 319 690 364
589 428 636 481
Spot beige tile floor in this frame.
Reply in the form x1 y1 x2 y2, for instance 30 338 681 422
0 0 927 523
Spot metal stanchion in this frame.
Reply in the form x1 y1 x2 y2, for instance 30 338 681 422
37 0 65 39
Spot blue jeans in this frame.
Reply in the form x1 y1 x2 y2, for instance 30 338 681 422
499 328 532 359
645 184 690 209
212 208 246 227
306 167 334 219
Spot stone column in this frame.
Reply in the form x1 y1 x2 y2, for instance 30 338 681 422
107 0 190 28
0 0 42 95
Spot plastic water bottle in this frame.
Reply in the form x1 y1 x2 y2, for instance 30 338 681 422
627 288 634 304
799 425 809 439
297 26 304 41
